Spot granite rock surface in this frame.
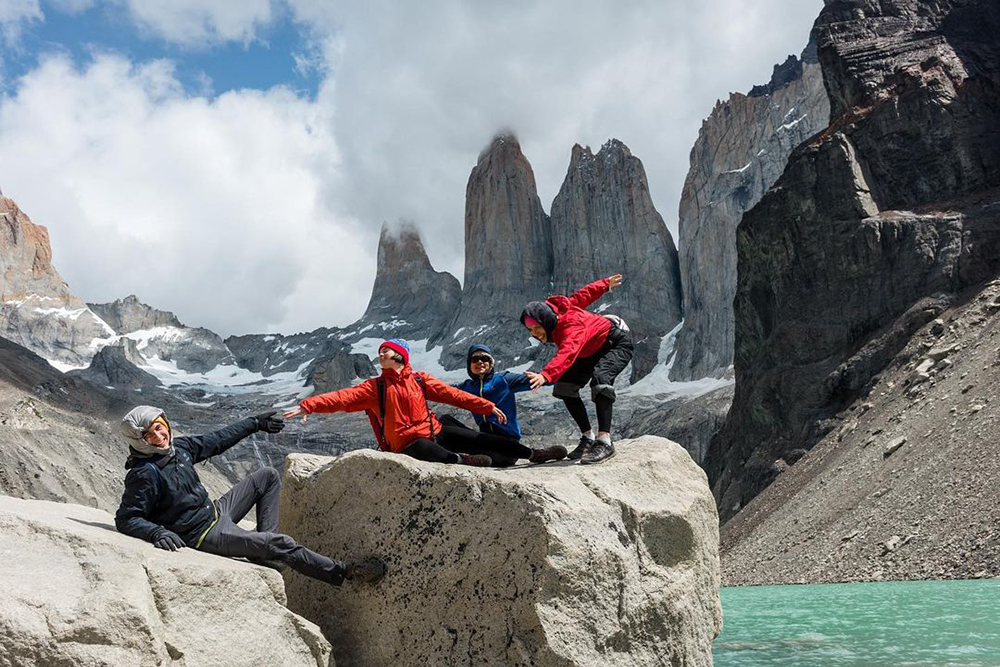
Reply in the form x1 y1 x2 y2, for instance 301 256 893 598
279 437 721 667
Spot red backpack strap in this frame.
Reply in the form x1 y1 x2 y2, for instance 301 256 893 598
365 377 390 451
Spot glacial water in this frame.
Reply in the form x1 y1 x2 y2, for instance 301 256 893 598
713 579 1000 666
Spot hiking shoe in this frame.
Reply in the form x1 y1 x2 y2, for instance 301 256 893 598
581 439 615 465
529 445 568 464
567 435 594 461
247 557 288 572
459 453 493 467
345 559 387 584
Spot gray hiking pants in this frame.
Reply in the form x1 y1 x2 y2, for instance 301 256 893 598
198 467 346 585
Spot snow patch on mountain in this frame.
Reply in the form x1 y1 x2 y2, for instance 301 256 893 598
624 322 734 398
141 356 313 399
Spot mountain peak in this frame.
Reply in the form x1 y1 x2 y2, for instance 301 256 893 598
88 295 182 335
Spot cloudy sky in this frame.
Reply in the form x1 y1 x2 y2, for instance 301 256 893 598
0 0 823 336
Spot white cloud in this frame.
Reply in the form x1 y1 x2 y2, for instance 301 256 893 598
285 0 825 280
0 1 827 338
0 0 42 45
0 53 377 335
113 0 275 47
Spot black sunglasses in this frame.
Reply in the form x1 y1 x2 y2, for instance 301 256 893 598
470 356 493 364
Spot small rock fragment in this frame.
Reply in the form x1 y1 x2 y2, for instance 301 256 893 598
883 437 907 458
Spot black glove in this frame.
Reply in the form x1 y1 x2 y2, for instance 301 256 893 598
153 530 185 551
254 410 285 434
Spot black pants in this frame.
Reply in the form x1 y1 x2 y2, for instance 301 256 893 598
553 323 634 433
401 415 532 467
198 467 347 585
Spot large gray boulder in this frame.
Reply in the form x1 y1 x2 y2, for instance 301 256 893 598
0 495 332 667
279 437 721 667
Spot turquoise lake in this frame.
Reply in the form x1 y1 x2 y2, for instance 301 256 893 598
713 579 1000 666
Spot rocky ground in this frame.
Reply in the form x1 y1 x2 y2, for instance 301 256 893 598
721 277 1000 585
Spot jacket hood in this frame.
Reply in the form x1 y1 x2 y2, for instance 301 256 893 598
520 301 558 338
466 344 496 381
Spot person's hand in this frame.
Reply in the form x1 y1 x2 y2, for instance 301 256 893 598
153 530 185 551
254 410 285 434
525 371 546 390
283 406 308 423
608 274 623 290
492 406 507 424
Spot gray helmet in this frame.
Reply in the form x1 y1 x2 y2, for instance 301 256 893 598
120 405 166 442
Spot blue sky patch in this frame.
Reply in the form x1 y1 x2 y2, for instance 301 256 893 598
3 2 322 98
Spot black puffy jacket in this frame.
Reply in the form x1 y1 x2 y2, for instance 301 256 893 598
115 418 257 547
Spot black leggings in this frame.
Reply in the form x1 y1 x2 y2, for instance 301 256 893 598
401 415 532 467
563 395 613 434
555 323 633 433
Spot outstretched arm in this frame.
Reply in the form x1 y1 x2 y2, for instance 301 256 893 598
421 374 507 423
568 274 622 309
288 381 378 422
503 371 534 393
180 417 258 464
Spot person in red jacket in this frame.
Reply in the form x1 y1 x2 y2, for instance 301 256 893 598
520 274 633 464
283 338 519 467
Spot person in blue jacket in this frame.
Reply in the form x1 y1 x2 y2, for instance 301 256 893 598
446 344 567 466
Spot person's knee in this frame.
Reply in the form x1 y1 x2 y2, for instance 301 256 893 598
553 382 582 399
264 533 298 559
591 383 617 402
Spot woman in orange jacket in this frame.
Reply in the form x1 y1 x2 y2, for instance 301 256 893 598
284 338 517 467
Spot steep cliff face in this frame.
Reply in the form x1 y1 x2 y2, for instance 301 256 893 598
550 140 683 380
709 0 1000 521
440 134 555 368
670 43 830 381
462 133 553 318
355 221 462 343
0 196 116 368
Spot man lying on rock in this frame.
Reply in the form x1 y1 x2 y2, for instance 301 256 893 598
520 273 634 464
445 343 567 466
115 405 385 585
284 338 535 467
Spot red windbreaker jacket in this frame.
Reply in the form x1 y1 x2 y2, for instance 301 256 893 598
540 278 613 383
298 365 495 453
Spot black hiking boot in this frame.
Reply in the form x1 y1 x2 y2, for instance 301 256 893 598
567 435 594 461
345 559 387 584
247 557 288 572
581 439 615 465
529 444 568 464
459 453 493 467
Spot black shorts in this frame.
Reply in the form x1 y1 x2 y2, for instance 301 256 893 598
553 321 634 399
